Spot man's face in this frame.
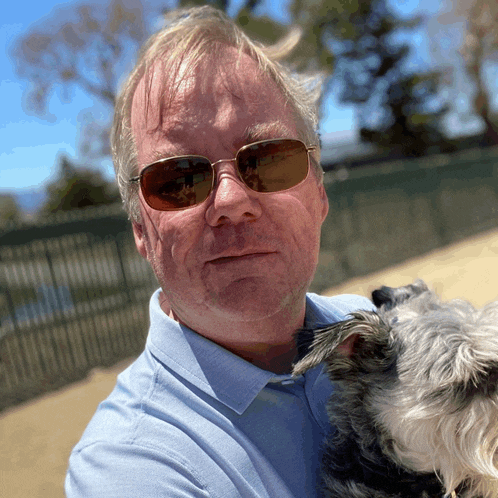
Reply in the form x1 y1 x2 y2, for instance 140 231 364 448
131 47 328 334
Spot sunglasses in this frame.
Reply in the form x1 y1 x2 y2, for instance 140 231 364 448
129 138 316 211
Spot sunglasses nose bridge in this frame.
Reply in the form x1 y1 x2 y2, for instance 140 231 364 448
211 157 237 169
210 157 240 185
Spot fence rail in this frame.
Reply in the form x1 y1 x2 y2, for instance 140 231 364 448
312 145 498 292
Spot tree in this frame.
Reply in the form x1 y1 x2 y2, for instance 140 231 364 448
359 71 454 157
434 0 498 145
459 0 498 145
0 194 22 227
11 0 289 161
11 0 147 158
40 154 120 214
290 0 452 157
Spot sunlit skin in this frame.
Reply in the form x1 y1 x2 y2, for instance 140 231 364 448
131 46 328 373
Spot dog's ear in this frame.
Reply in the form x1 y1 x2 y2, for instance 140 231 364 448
372 280 429 310
293 322 346 375
293 310 388 376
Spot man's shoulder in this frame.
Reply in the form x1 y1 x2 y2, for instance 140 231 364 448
306 292 374 327
66 353 214 496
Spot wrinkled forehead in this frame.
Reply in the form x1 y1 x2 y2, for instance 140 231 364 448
130 45 291 141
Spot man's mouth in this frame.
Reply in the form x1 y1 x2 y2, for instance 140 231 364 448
207 252 276 265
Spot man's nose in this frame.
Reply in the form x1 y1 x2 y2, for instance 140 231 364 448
204 161 262 226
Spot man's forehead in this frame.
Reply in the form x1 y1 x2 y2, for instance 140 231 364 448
130 46 299 166
143 120 296 163
131 60 195 125
131 47 285 129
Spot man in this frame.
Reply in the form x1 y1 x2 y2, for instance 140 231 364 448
65 6 372 497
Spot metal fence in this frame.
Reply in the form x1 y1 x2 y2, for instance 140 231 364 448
313 145 498 292
0 206 157 411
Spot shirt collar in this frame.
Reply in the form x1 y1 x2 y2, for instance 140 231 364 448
146 290 276 415
145 290 343 415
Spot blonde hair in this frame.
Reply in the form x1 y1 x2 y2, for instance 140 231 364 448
111 5 324 221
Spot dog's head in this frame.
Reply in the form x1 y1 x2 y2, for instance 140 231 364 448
294 279 498 393
292 280 429 378
293 280 429 377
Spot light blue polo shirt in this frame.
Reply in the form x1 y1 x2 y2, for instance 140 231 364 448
65 290 373 497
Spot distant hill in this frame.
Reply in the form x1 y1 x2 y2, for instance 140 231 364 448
321 139 377 167
14 189 47 214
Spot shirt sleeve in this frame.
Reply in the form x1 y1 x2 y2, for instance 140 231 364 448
65 441 211 498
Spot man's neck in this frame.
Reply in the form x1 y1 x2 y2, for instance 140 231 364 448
159 291 306 374
223 341 298 374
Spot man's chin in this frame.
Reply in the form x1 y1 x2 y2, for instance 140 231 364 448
206 278 305 322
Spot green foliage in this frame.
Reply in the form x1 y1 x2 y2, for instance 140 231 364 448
235 7 287 45
0 194 22 227
360 71 453 157
40 154 120 214
176 1 288 46
291 0 452 156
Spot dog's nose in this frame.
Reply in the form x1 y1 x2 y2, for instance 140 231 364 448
371 280 429 310
372 286 395 309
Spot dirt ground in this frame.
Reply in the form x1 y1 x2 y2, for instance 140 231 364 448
2 228 498 498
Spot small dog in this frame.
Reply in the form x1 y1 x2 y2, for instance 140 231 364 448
293 280 498 498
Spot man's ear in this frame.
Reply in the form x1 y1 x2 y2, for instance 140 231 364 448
132 221 148 260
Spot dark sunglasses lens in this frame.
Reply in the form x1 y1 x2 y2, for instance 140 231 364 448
141 157 213 210
237 139 309 193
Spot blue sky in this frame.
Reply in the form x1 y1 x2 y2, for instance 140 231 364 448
1 3 109 193
0 0 453 193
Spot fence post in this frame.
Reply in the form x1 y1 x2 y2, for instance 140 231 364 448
0 277 20 338
44 244 77 368
115 235 133 304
